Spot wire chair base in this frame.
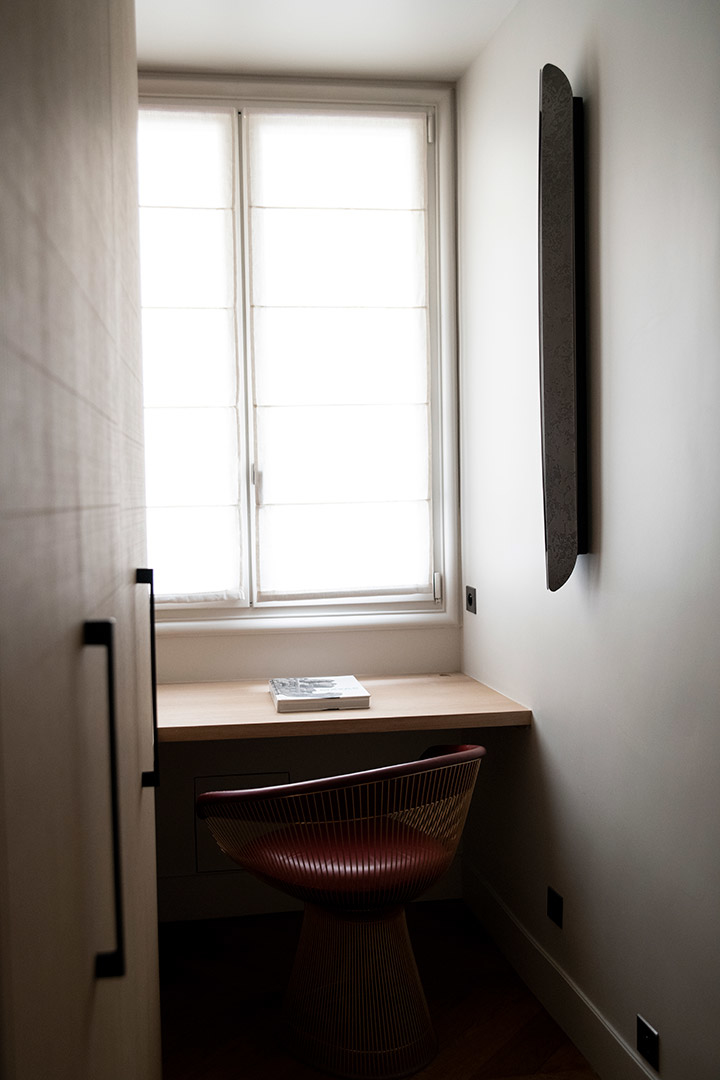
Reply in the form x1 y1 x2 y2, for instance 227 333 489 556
284 903 437 1079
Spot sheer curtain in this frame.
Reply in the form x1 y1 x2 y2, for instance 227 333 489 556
247 111 433 602
138 109 244 601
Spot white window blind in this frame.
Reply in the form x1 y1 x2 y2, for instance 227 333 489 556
139 109 244 601
247 111 432 602
138 104 438 609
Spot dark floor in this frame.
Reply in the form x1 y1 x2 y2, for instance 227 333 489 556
159 900 599 1080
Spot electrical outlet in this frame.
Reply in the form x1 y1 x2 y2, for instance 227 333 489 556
637 1016 659 1071
465 586 477 614
547 886 563 928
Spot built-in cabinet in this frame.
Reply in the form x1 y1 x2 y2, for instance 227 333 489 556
0 1 161 1076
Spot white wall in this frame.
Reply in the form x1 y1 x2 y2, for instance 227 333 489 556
157 623 460 682
458 2 720 1078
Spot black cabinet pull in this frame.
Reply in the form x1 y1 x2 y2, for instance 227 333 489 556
83 619 126 979
136 569 159 788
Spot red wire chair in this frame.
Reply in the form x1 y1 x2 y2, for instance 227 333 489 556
196 743 486 1079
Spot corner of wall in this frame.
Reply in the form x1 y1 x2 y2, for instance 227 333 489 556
462 860 659 1080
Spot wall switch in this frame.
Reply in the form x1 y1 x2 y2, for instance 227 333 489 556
547 886 563 928
637 1016 659 1071
465 586 477 613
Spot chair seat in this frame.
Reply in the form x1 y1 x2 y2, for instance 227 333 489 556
239 821 451 908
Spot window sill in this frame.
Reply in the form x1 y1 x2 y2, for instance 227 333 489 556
157 672 532 742
155 608 460 636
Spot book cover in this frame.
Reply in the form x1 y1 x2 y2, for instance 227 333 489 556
268 676 371 713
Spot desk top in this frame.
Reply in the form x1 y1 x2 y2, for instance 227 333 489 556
157 672 532 741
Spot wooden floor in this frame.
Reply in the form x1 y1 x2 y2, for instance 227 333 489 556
159 900 599 1080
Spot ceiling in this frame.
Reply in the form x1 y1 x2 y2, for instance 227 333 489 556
135 0 520 81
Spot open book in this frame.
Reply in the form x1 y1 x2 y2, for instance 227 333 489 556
268 676 371 713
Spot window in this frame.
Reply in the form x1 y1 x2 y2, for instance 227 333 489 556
138 78 457 626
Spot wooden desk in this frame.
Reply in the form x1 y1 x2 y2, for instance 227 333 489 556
158 672 531 741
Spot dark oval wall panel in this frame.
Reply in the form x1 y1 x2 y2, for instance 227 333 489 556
539 63 582 592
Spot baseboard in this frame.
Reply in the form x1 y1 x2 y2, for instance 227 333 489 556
462 863 658 1080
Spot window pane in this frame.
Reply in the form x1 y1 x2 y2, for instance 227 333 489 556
140 208 234 308
142 309 236 407
144 407 238 507
138 110 233 208
248 108 434 605
257 502 431 598
256 404 429 504
147 507 242 597
250 208 426 308
253 308 428 406
248 112 426 210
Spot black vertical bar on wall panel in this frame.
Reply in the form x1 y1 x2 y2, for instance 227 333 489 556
83 618 126 979
539 63 581 592
136 569 159 787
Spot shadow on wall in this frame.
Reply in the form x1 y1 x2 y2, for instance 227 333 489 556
462 724 580 955
581 41 604 592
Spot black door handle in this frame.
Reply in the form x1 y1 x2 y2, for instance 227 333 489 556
83 619 126 979
136 569 159 787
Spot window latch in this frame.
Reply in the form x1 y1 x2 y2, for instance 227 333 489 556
251 464 263 504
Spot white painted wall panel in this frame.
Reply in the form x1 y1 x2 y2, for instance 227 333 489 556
458 3 720 1078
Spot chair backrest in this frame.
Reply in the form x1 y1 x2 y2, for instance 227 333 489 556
196 745 486 878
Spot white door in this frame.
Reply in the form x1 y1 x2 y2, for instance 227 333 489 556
0 0 161 1076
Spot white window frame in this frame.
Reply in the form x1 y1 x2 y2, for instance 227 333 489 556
138 73 459 633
